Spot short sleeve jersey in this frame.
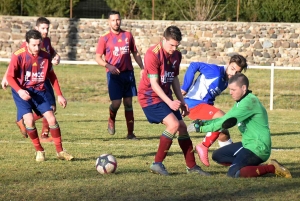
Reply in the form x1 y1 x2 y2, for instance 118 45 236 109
7 47 52 91
138 42 182 108
96 29 137 72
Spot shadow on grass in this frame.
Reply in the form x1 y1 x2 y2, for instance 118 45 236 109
271 131 300 136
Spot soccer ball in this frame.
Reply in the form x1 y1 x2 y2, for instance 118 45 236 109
95 154 117 174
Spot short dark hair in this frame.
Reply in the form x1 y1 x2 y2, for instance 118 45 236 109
228 73 249 89
229 54 248 72
36 17 50 26
163 26 182 42
26 29 42 43
108 10 121 18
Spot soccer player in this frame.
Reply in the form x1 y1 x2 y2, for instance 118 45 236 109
95 10 144 140
138 26 210 176
1 17 61 142
181 55 248 167
6 29 73 162
196 73 292 178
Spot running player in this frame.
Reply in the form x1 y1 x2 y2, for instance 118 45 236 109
1 17 61 142
138 26 210 176
6 29 73 161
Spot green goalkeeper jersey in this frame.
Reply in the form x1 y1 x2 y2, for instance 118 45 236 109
201 91 271 161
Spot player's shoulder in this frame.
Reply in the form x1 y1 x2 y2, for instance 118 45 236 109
40 49 51 57
13 47 26 56
101 31 110 37
149 43 162 54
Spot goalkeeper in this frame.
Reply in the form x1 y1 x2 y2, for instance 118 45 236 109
194 73 292 178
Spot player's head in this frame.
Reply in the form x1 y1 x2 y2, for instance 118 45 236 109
162 26 182 55
108 10 121 33
228 73 249 101
225 54 248 80
26 30 42 56
35 17 50 39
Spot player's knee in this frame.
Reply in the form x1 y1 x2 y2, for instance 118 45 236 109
167 121 180 134
124 105 133 111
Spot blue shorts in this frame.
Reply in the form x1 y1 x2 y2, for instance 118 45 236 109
44 79 56 107
12 88 53 121
212 142 264 178
107 70 137 100
142 102 182 124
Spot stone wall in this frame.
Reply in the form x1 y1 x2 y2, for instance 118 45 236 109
1 16 300 66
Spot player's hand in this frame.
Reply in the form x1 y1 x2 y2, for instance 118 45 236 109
180 103 189 117
52 54 60 65
106 64 120 75
1 77 8 90
17 89 31 101
192 119 206 132
57 95 67 108
181 89 187 96
168 100 182 111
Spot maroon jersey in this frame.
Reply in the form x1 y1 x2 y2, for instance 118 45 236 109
7 47 53 92
96 29 137 72
138 42 182 108
20 37 55 57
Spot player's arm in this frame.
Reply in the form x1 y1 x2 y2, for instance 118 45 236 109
149 76 180 111
51 52 60 65
132 51 144 78
1 66 9 90
6 56 31 100
95 36 119 75
181 62 208 95
145 49 182 111
48 38 60 65
48 70 67 108
172 76 189 116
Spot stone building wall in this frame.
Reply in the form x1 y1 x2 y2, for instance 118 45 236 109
1 16 300 66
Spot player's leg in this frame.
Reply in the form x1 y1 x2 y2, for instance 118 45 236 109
219 144 266 178
212 141 288 178
212 142 243 166
123 97 137 139
107 72 122 135
177 117 210 176
35 90 73 161
190 104 227 166
142 102 178 176
122 70 138 139
39 79 55 142
42 110 73 161
12 88 45 161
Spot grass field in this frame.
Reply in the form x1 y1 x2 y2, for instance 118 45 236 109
0 62 300 201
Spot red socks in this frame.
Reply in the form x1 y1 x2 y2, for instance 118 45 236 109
27 128 44 151
239 165 275 177
178 135 196 168
202 131 220 147
125 110 134 134
49 126 63 152
154 131 173 162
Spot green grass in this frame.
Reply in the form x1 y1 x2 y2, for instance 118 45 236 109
0 62 300 201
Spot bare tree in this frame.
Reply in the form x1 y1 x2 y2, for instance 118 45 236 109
172 0 228 21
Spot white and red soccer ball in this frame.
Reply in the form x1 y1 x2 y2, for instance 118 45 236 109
95 154 117 174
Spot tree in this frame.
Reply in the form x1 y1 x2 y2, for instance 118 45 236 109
172 0 228 21
0 0 20 15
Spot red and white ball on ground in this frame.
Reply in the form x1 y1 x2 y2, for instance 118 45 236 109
95 154 117 174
